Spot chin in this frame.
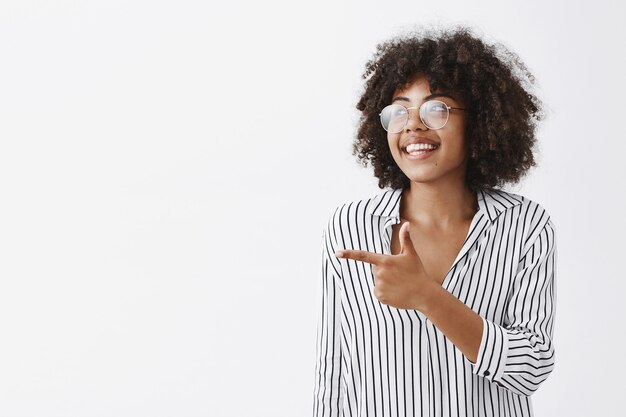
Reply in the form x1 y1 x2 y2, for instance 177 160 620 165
402 170 438 184
401 161 448 180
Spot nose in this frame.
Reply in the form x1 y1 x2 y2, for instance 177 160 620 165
404 106 428 131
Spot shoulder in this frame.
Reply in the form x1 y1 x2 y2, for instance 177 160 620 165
485 187 551 221
326 187 399 222
321 188 399 245
485 187 556 249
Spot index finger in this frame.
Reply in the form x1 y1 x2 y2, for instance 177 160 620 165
335 249 386 265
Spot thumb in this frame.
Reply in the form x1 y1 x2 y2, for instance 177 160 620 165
399 221 418 256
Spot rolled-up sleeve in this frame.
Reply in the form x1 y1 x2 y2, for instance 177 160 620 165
313 220 344 417
469 218 557 397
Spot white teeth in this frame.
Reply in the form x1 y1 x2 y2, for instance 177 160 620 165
405 143 438 152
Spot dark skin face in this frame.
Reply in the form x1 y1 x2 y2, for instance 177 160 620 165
387 75 471 191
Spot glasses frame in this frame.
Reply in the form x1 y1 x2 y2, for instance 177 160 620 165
379 99 468 132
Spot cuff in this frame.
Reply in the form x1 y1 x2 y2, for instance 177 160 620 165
468 316 508 383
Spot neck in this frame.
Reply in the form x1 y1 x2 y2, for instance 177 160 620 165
400 180 478 229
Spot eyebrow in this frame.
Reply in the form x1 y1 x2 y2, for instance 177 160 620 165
391 93 456 103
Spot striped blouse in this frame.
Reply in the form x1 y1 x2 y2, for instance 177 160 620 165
312 186 557 417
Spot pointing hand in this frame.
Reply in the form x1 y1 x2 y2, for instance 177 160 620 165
335 222 440 311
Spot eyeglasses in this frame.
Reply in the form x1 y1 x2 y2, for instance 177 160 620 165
379 100 468 133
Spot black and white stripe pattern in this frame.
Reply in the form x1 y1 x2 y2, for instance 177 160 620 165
313 187 557 417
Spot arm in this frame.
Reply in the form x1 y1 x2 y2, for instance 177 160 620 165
313 223 344 417
420 284 484 363
422 218 558 397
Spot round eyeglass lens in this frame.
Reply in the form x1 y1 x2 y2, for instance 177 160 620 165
420 100 449 130
380 105 408 133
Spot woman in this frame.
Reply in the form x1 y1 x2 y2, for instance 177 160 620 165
313 25 557 417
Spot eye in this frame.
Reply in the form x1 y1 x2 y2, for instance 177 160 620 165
391 106 407 116
429 102 447 112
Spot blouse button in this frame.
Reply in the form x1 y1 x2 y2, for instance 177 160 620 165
484 371 490 376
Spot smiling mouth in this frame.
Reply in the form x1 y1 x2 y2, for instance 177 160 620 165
402 145 440 155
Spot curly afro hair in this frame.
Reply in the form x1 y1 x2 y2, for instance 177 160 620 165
353 24 547 192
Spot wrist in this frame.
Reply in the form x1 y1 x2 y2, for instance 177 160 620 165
417 281 445 314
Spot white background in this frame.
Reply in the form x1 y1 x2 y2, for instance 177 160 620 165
1 1 623 416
